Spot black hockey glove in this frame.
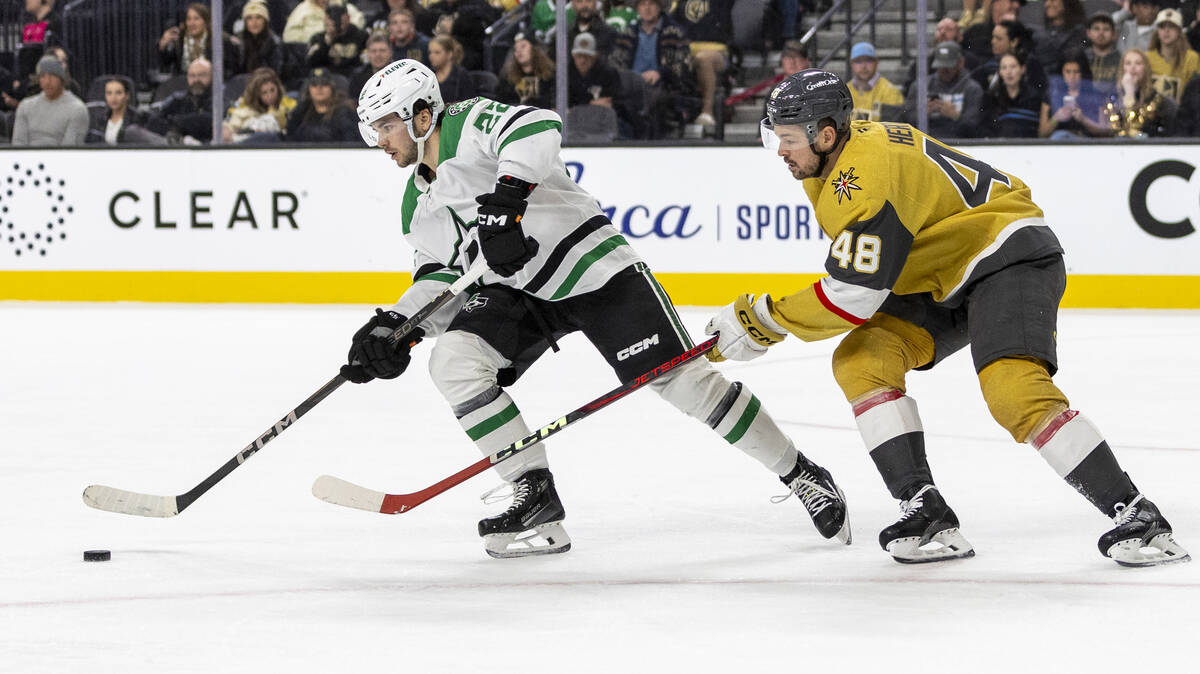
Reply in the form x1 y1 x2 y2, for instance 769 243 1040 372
475 176 540 277
340 309 424 384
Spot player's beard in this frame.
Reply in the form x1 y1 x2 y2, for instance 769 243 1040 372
393 139 418 167
785 153 818 180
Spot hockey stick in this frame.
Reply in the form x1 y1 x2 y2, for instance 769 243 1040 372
81 262 490 518
311 335 719 515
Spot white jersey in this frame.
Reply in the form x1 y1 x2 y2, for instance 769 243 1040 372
391 98 642 336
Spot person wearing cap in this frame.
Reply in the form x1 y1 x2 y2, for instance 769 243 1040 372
903 41 984 138
235 0 283 75
387 8 430 65
10 53 87 145
671 0 734 130
847 41 904 122
496 33 556 108
568 31 624 111
568 0 618 62
611 0 694 138
1114 0 1161 54
286 67 359 142
284 0 365 45
307 3 369 78
1147 8 1200 100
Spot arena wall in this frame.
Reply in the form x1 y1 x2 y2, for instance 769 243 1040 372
2 145 1198 307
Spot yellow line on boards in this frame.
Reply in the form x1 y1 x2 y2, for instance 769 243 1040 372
1 271 1198 308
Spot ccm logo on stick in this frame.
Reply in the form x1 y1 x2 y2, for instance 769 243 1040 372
618 334 659 361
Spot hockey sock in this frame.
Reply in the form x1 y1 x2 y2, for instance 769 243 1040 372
854 389 934 500
706 382 797 476
1032 410 1135 515
455 388 548 482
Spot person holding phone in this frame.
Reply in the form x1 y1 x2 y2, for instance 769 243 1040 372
1039 50 1109 137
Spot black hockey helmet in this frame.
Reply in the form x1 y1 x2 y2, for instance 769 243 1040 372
763 69 853 144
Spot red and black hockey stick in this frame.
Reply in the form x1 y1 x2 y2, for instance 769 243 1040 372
311 336 719 515
81 263 489 518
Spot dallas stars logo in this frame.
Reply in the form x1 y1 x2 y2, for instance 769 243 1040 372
832 167 862 204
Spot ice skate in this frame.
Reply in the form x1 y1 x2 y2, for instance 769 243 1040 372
1099 494 1190 567
879 485 974 564
774 454 851 544
478 468 571 559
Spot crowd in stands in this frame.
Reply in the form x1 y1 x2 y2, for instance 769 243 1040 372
7 0 1200 145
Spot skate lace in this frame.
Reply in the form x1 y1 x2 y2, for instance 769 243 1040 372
896 484 937 522
479 479 532 514
1111 494 1145 526
771 471 836 515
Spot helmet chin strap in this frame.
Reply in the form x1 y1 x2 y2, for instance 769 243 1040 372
408 114 437 167
809 127 848 178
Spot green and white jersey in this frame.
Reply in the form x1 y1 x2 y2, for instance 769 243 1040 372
392 97 641 336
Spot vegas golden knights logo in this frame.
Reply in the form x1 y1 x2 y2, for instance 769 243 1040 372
685 0 710 23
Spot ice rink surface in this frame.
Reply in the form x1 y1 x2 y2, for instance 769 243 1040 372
2 303 1197 672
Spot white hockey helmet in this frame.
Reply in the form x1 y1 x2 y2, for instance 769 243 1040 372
357 59 445 146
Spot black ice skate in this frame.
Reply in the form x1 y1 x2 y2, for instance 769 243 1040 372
774 454 852 544
1099 494 1190 567
478 468 571 559
879 485 974 564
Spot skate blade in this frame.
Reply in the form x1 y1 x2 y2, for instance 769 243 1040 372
1108 532 1192 568
484 522 572 559
888 528 975 564
832 485 852 545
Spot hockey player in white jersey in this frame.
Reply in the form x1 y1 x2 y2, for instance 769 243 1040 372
341 60 850 558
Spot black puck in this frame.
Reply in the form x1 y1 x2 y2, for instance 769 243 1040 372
83 549 111 562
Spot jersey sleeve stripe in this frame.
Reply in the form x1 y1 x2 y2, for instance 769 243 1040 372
415 271 461 284
497 119 563 154
813 279 869 325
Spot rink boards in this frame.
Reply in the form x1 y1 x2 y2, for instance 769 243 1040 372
1 144 1198 307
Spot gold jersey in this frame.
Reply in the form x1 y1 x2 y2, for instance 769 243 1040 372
770 120 1061 341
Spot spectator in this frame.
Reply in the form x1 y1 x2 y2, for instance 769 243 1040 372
904 41 984 138
235 1 284 75
18 0 62 80
10 55 87 146
1188 3 1200 53
971 20 1047 93
23 45 84 100
423 0 500 70
224 67 296 143
1105 48 1177 136
569 0 618 62
1035 0 1087 76
958 0 987 29
1174 72 1200 133
1039 50 1109 138
286 68 359 142
672 0 732 131
496 34 556 108
1147 8 1200 101
847 41 904 121
611 0 695 138
427 35 478 103
86 76 152 145
150 57 215 143
388 8 430 64
762 39 812 121
1115 0 1161 54
568 32 622 108
979 51 1043 137
963 0 1021 61
351 34 395 99
1086 13 1122 95
904 17 984 93
368 0 433 38
307 4 369 78
284 0 365 44
159 3 241 77
221 1 292 36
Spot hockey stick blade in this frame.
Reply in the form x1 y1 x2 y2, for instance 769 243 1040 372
312 336 719 515
82 263 489 518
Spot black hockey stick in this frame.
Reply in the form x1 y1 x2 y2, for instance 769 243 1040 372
311 335 719 514
81 263 490 518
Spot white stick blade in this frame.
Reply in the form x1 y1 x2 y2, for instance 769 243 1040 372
311 475 385 513
82 485 180 518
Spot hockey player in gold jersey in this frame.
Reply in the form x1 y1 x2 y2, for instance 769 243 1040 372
705 69 1190 566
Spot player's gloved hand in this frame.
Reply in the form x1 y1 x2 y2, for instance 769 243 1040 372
475 176 540 277
704 294 787 362
340 309 425 384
